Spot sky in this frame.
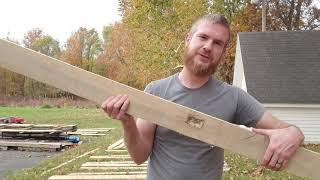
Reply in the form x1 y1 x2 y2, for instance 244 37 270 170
1 0 319 45
0 0 122 44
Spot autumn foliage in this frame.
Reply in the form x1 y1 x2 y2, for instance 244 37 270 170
1 0 319 98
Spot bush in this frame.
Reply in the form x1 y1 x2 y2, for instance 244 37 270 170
40 104 52 109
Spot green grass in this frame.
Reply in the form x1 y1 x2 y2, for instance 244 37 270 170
0 106 120 128
223 151 308 180
1 106 318 180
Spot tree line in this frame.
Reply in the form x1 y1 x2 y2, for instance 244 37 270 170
0 0 319 98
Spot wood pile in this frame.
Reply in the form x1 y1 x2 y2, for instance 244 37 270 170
0 124 78 151
48 139 147 180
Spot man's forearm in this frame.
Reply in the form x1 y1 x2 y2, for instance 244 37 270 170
121 118 152 164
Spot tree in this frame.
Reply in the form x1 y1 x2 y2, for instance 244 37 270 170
208 0 245 23
32 36 61 58
22 28 62 98
102 25 113 46
100 0 320 88
265 0 319 30
111 0 208 89
97 23 132 84
62 27 102 71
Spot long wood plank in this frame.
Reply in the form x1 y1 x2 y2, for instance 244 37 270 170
0 39 319 179
104 150 128 154
0 124 76 130
0 129 63 133
0 140 62 148
84 161 141 164
91 155 131 158
69 172 146 175
48 174 146 180
90 155 131 161
76 128 114 132
108 139 124 150
0 139 74 146
81 163 147 168
74 129 111 132
67 133 107 136
80 167 148 171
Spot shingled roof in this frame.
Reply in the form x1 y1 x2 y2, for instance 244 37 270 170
238 31 320 104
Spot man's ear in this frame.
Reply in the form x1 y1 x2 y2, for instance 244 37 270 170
185 33 191 47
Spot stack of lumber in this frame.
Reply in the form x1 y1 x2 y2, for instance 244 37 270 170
0 124 78 151
0 124 77 139
48 139 147 180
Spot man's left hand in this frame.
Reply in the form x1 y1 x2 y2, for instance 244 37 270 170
253 126 304 171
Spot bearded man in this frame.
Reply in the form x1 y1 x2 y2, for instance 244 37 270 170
101 14 304 180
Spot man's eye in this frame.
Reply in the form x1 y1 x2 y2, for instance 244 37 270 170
214 41 223 46
199 36 206 39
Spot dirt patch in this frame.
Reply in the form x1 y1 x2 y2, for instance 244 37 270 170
0 150 59 178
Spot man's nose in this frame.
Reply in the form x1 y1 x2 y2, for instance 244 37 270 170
202 41 213 52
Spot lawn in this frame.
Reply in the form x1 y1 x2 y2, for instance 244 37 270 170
0 106 317 180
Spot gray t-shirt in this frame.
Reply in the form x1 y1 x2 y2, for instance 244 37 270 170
144 73 265 180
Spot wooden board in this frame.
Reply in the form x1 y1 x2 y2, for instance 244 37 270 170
108 139 124 150
90 155 131 161
67 132 107 136
76 128 114 132
105 150 128 154
49 174 146 180
80 167 148 171
81 162 147 167
0 140 62 149
0 129 64 133
69 172 147 175
0 124 76 130
67 129 112 135
1 132 67 139
0 39 319 179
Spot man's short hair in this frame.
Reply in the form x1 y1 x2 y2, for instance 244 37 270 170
189 14 230 43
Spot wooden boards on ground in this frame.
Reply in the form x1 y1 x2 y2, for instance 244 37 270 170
48 174 146 180
48 146 146 180
0 139 73 151
0 39 319 179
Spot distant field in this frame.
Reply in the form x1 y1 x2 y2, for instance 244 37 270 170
1 106 318 180
0 106 120 128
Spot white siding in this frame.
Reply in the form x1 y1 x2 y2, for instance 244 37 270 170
266 106 320 144
232 36 247 91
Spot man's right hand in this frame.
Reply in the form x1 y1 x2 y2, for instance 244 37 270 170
101 94 155 165
101 95 133 123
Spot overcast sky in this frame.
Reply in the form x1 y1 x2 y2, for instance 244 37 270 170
1 0 319 45
0 0 122 44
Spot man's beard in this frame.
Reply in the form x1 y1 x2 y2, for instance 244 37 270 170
182 49 218 77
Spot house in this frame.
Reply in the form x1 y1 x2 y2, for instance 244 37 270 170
233 31 320 143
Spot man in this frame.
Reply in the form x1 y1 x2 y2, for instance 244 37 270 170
101 14 304 180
